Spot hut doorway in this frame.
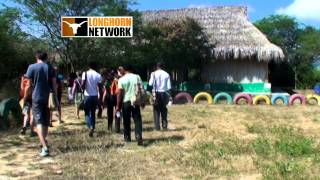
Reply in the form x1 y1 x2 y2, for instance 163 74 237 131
268 61 295 92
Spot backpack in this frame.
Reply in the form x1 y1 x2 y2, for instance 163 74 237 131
132 74 146 106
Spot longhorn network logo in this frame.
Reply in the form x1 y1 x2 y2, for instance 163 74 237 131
61 16 133 38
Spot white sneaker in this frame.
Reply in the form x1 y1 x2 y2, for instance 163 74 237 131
39 148 49 157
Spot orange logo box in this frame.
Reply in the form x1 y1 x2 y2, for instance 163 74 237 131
61 16 133 38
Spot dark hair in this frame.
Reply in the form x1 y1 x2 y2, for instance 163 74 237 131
122 64 134 72
156 62 164 69
35 50 48 60
89 61 98 70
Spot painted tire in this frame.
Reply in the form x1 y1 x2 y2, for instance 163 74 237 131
233 93 253 105
289 94 306 105
271 94 289 105
173 92 193 104
193 92 213 104
314 84 320 95
0 98 22 130
253 95 271 105
306 94 320 105
213 92 233 105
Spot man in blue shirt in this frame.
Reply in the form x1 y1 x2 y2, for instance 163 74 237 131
24 50 57 157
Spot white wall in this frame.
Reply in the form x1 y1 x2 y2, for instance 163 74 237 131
201 60 268 83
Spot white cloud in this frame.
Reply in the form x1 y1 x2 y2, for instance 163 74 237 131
277 0 320 21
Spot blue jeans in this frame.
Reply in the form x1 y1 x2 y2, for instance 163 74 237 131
84 96 98 129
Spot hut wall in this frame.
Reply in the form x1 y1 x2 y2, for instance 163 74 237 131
201 60 268 83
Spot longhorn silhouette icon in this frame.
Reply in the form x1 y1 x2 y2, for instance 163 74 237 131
63 21 87 34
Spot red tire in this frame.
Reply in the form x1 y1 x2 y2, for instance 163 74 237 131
289 94 306 105
174 92 193 104
233 93 253 105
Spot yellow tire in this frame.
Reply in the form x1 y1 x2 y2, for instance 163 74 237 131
306 94 320 105
253 95 271 105
193 92 213 104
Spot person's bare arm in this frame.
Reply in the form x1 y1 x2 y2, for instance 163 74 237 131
102 88 107 104
116 89 124 111
23 79 32 102
72 81 76 95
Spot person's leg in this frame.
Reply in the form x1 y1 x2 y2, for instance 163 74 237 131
90 96 98 130
84 96 91 129
49 111 53 127
37 124 48 147
107 96 114 130
33 102 49 156
132 105 143 145
159 93 168 129
122 102 131 141
97 99 103 118
21 115 28 135
57 92 63 123
21 104 29 134
76 107 80 119
87 96 97 137
153 93 161 130
58 105 63 123
29 108 36 136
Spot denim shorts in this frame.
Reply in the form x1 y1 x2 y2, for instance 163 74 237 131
32 101 50 127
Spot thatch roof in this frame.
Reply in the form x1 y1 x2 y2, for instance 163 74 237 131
142 6 285 62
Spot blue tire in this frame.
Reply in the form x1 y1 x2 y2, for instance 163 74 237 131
213 92 233 105
271 94 289 105
314 84 320 95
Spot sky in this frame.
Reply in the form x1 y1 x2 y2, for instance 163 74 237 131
129 0 320 27
1 0 320 37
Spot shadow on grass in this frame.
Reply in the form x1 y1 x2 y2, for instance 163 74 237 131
55 141 124 153
143 126 189 132
143 135 184 147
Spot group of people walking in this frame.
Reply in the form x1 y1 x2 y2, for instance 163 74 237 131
19 50 172 157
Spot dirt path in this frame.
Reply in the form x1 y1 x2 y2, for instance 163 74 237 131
0 106 81 179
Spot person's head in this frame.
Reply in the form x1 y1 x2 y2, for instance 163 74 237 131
89 61 98 71
76 71 82 77
156 62 163 70
35 50 48 61
122 64 134 73
107 70 115 80
117 66 125 76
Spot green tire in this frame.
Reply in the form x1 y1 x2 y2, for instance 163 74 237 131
0 98 22 130
213 92 233 105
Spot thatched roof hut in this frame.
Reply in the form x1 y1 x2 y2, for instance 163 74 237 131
142 6 284 62
143 6 285 93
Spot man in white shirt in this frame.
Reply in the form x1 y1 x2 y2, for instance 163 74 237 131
82 62 102 137
148 63 171 130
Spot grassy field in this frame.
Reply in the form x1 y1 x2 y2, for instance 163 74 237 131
1 104 320 179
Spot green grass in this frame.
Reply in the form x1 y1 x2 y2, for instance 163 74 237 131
1 105 320 179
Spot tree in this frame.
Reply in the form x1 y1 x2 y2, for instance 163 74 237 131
15 0 138 72
134 18 213 81
0 7 48 88
255 15 320 89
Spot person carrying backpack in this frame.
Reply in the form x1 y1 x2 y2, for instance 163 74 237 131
82 62 102 137
116 64 145 146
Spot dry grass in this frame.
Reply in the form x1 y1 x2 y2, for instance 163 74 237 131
1 104 320 179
